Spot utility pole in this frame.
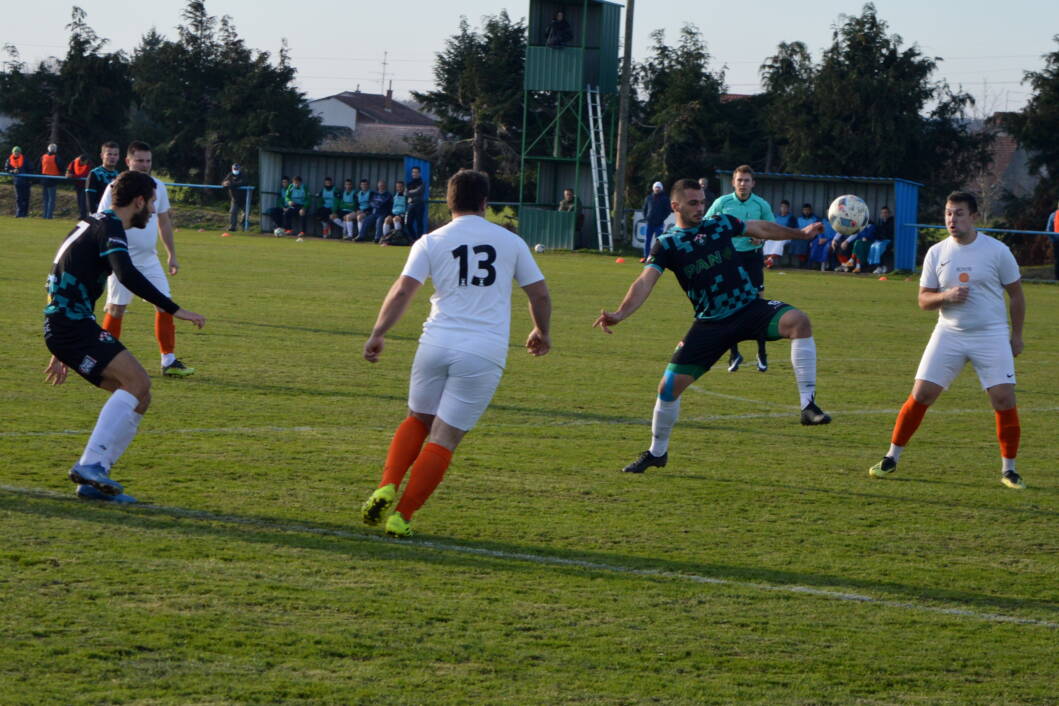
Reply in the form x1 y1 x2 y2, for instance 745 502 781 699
612 0 634 246
380 51 389 93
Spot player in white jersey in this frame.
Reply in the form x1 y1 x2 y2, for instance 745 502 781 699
868 192 1027 489
98 141 195 377
359 170 552 537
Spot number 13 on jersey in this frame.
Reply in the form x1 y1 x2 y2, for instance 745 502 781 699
451 244 497 287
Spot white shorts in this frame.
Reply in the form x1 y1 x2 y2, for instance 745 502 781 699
408 343 503 431
106 257 169 307
914 326 1016 390
762 240 787 256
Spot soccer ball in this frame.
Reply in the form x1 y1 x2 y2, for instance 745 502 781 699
827 195 869 235
534 243 545 253
273 227 284 237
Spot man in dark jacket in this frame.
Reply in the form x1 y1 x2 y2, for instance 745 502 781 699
642 181 671 262
221 162 247 231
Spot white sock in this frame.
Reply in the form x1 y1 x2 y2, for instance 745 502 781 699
1002 457 1016 472
649 397 680 457
887 443 904 461
344 220 354 237
78 389 141 471
383 222 393 237
790 336 817 408
161 352 176 367
332 218 343 228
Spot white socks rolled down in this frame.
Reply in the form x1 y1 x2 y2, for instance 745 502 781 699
649 397 681 457
790 336 818 409
78 389 144 471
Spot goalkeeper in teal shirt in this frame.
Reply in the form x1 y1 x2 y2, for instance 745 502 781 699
705 165 774 372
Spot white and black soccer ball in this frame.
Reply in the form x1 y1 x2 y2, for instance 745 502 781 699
827 195 869 235
273 227 284 237
534 243 545 254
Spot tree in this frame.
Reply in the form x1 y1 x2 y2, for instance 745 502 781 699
761 3 991 214
1004 35 1059 231
131 1 321 186
0 7 132 158
412 12 527 196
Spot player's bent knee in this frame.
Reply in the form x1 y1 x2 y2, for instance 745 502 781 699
779 309 812 338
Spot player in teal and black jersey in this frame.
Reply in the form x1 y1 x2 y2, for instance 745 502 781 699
43 170 205 503
594 178 831 474
85 141 121 214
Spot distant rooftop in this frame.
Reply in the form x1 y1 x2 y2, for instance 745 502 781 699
314 91 437 128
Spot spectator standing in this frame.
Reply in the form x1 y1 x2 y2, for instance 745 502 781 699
85 142 121 214
705 166 774 372
5 146 31 217
642 181 671 263
697 177 717 205
1046 200 1059 280
545 10 574 47
314 176 339 238
558 187 584 236
765 199 796 268
869 206 895 273
406 166 426 240
284 175 309 238
39 143 64 219
66 153 92 220
221 162 247 231
267 176 291 232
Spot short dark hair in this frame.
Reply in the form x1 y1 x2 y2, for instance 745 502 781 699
946 191 978 214
344 178 353 184
324 176 333 182
293 175 302 181
447 169 489 212
669 178 702 202
281 175 289 181
395 180 405 186
127 140 151 156
111 170 156 208
802 203 812 209
733 165 754 178
780 199 790 206
411 166 421 172
100 141 119 152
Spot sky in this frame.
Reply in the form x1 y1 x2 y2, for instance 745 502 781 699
4 1 1057 114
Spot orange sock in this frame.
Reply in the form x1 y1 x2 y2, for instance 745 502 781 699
101 313 122 339
891 395 929 447
379 416 430 489
395 443 453 520
155 311 175 355
995 407 1020 460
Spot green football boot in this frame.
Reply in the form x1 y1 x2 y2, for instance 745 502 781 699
361 483 396 526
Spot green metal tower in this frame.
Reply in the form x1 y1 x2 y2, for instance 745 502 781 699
518 0 622 250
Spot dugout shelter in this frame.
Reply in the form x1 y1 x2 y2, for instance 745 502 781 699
258 148 431 237
716 170 922 271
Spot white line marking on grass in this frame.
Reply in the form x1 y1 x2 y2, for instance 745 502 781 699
2 484 1055 629
2 406 1057 437
686 385 795 409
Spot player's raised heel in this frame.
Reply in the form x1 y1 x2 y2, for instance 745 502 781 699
1001 470 1025 489
622 450 667 474
385 510 413 538
68 463 123 496
76 485 137 503
361 483 396 526
869 456 897 478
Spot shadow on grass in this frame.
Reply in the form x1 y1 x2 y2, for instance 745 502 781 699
2 487 1055 623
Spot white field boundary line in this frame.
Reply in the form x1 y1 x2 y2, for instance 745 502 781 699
4 406 1059 437
1 484 1055 630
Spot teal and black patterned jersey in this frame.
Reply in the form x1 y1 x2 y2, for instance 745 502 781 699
645 214 759 321
44 213 179 321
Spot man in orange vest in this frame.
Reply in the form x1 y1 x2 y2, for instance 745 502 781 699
39 143 64 219
4 146 31 217
66 153 92 220
1046 199 1059 281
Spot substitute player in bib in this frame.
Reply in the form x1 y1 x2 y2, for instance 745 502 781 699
360 169 552 537
97 141 195 377
869 192 1027 489
43 170 205 502
595 178 830 474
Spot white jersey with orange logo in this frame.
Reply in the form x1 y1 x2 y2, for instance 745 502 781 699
919 233 1020 333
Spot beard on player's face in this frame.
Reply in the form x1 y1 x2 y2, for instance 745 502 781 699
130 200 152 228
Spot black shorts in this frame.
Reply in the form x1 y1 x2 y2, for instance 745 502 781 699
669 299 794 374
738 249 765 291
44 316 126 387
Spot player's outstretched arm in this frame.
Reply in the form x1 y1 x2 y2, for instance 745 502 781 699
1005 280 1025 356
594 267 662 334
44 355 68 385
522 279 552 356
745 219 822 241
364 275 423 363
174 308 206 329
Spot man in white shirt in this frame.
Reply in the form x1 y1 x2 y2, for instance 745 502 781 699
869 191 1027 489
98 141 195 377
360 169 552 537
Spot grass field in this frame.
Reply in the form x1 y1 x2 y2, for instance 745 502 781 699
1 215 1057 705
